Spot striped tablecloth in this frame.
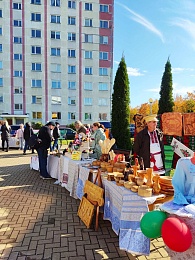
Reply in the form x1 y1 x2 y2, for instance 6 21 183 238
103 180 150 256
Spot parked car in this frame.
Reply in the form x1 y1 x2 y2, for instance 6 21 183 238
0 125 20 148
10 125 20 137
59 127 76 140
130 123 135 137
99 121 111 129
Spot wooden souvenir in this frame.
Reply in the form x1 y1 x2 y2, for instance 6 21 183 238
153 174 161 194
78 197 95 228
146 168 153 188
78 180 104 231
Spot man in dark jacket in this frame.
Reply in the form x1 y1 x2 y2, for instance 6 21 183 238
52 122 60 151
134 114 165 175
36 121 55 179
23 122 34 155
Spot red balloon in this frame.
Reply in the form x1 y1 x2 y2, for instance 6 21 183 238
161 217 192 252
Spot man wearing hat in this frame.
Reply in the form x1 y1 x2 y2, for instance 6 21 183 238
134 114 165 175
36 121 55 179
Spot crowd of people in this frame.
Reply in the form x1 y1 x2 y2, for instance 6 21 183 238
0 120 113 179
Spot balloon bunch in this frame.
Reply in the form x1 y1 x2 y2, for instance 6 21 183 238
140 211 192 252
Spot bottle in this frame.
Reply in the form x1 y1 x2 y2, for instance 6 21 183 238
122 154 125 162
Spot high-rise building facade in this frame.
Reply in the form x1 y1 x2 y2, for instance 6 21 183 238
0 0 114 125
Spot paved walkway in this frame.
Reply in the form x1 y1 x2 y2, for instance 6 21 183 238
0 149 170 260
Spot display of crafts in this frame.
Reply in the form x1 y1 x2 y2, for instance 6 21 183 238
122 167 174 197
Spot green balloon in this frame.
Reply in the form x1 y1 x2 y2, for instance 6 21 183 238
140 210 168 238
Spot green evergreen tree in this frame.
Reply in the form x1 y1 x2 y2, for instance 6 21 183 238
158 58 174 114
111 56 131 150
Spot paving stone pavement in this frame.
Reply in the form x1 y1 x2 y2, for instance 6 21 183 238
0 149 171 260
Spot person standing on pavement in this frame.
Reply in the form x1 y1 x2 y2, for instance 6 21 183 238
36 121 55 179
133 114 165 175
23 122 34 155
52 122 60 151
1 120 11 152
16 124 24 150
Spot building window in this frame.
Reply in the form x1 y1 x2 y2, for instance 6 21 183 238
85 113 92 120
68 81 76 89
98 82 108 91
51 63 61 73
85 3 92 11
14 71 22 77
0 10 2 18
68 65 76 74
68 112 75 120
99 52 108 60
13 20 22 27
32 96 42 104
13 37 22 44
32 63 41 71
68 16 76 25
68 96 76 105
85 67 92 75
51 15 60 23
99 67 108 76
68 1 76 9
68 32 76 41
0 61 3 69
84 51 92 59
0 95 3 102
0 44 2 52
31 0 41 4
51 0 60 6
31 13 41 22
51 31 60 39
84 34 93 43
14 103 23 110
84 18 92 27
31 29 41 38
14 87 23 93
100 20 109 29
84 98 92 105
51 80 61 89
99 113 107 120
0 27 2 35
84 82 92 90
100 35 108 44
68 49 76 58
98 98 108 106
52 96 61 104
0 78 3 86
31 46 41 54
32 79 42 88
13 3 22 10
100 4 109 13
51 48 60 56
52 112 61 119
32 111 42 119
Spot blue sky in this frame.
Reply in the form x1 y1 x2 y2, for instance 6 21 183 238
114 0 195 107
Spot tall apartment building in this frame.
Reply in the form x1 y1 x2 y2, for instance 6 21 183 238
0 0 114 125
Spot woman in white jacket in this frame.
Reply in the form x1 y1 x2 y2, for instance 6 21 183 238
16 124 24 150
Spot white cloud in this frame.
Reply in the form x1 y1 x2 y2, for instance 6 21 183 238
147 88 160 93
172 67 195 73
173 83 195 95
171 18 195 49
117 2 164 43
114 61 144 77
127 67 143 76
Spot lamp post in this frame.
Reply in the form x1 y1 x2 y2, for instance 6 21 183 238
149 98 153 115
